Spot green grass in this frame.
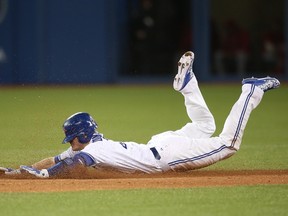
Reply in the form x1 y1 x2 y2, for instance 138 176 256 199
0 83 287 216
0 185 287 216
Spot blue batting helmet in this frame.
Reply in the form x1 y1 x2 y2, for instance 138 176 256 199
62 112 98 144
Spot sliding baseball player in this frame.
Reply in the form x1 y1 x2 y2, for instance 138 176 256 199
0 51 280 177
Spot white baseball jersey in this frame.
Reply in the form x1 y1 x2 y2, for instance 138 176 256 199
56 137 162 173
55 78 264 173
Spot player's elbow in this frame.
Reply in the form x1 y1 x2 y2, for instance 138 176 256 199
73 152 96 167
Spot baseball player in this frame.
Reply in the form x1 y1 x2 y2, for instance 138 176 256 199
0 51 280 178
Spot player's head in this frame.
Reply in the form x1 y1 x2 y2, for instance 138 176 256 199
62 112 98 144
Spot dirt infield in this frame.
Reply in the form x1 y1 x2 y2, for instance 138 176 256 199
0 170 287 192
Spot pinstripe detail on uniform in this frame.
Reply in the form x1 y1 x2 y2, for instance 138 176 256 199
231 84 255 147
168 145 228 167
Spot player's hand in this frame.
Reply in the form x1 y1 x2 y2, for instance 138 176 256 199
0 167 21 175
20 165 49 178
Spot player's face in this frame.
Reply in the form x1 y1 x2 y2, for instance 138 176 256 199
69 137 86 151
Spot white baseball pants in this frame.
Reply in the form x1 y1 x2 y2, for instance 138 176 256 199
147 77 264 171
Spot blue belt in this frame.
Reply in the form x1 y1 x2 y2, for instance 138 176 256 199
150 147 161 160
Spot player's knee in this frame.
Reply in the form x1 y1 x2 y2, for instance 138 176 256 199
200 120 216 136
211 116 216 131
221 149 236 160
207 121 216 135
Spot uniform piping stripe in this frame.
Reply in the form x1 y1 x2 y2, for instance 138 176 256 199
231 85 255 147
168 145 228 167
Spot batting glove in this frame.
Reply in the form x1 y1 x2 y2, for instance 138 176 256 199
20 165 49 178
0 167 21 175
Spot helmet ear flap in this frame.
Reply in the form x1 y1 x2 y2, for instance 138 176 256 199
77 129 94 144
78 133 90 144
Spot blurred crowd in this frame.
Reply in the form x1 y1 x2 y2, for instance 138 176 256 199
212 19 284 77
128 0 285 78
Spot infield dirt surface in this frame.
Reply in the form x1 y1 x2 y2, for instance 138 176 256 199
0 170 287 192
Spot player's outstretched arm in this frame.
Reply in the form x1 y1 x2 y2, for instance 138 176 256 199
0 156 57 176
20 152 95 178
31 157 55 170
0 157 55 176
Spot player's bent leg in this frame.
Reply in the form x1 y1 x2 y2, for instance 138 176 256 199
173 51 215 138
219 84 263 150
157 136 236 172
219 76 280 150
160 76 280 172
179 78 216 138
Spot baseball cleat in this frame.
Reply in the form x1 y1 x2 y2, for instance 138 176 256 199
242 76 280 92
173 51 195 91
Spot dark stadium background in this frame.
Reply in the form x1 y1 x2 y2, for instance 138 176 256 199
0 0 286 84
